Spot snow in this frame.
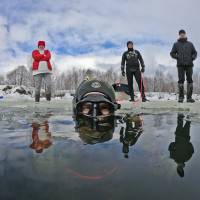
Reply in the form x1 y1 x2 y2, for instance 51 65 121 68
0 85 74 101
0 85 200 115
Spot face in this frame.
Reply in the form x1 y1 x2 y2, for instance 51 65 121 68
81 102 111 116
38 45 45 50
179 33 186 39
81 102 92 115
99 102 110 116
128 43 133 49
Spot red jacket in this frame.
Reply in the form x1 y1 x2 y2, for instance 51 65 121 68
32 49 52 71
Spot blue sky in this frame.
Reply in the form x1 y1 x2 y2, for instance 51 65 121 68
0 0 199 76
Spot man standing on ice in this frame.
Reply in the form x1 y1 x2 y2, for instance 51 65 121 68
32 41 53 102
170 30 197 103
121 41 148 102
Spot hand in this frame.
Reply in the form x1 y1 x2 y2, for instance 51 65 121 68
122 71 125 77
141 68 145 73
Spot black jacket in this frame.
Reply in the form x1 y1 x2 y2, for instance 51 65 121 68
170 38 197 67
121 49 145 72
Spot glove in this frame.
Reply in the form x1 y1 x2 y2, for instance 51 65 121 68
122 71 125 77
141 67 145 73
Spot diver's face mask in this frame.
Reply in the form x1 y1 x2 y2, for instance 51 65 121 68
76 114 115 132
77 101 114 119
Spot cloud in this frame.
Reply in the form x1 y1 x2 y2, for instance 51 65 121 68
0 0 199 77
9 24 32 42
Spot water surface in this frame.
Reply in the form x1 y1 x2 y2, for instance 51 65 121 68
0 107 200 200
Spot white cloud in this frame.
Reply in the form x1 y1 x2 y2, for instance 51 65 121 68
9 23 31 42
0 0 199 77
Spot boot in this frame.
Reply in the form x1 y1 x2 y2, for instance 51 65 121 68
178 83 184 103
187 83 195 103
46 93 51 101
142 97 149 102
129 93 135 102
141 93 149 102
35 93 40 102
129 96 135 102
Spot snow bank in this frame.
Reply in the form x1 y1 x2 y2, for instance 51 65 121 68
0 85 74 100
0 85 34 100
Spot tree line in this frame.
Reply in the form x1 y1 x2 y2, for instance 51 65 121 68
1 65 200 94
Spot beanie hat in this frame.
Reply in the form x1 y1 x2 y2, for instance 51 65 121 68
127 41 133 47
38 41 46 48
179 30 186 35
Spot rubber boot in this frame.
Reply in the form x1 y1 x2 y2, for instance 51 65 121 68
142 96 149 102
35 93 40 102
46 93 51 101
129 96 135 102
141 93 149 102
129 93 135 102
178 83 184 103
187 83 195 103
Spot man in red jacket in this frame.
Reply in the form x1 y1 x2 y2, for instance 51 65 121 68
32 41 53 102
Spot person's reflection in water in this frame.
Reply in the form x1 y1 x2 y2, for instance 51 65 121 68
119 114 143 158
75 114 115 145
30 121 52 153
168 114 194 178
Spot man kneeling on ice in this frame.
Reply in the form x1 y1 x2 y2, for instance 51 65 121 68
32 41 53 102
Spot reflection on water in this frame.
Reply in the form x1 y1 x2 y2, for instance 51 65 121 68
30 121 52 154
168 114 194 178
0 110 200 200
74 115 116 144
119 114 143 158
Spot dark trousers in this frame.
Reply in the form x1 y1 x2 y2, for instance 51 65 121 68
177 66 193 84
126 70 145 99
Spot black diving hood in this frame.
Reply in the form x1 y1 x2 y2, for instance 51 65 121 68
73 80 121 117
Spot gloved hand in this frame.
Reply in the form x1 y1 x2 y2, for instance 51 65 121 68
122 70 125 77
141 67 145 73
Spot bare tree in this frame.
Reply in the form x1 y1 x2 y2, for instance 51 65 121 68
0 75 5 85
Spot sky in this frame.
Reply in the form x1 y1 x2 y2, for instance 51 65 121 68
0 0 199 77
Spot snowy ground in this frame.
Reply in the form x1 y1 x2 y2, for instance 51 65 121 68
1 85 200 116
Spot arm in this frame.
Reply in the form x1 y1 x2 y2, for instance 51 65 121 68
32 50 45 61
121 52 126 72
191 43 197 60
43 50 51 61
170 43 178 59
137 51 145 68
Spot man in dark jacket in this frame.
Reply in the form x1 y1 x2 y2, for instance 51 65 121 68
170 30 197 103
121 41 148 102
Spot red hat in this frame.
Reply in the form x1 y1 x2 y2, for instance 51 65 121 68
38 41 45 47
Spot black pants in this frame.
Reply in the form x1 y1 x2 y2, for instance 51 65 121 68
126 70 145 99
177 66 193 84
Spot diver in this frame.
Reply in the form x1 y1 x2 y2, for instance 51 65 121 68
119 114 143 158
168 114 194 178
72 78 121 144
73 79 121 117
